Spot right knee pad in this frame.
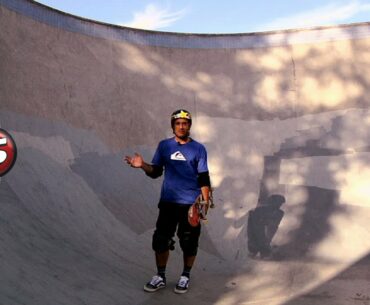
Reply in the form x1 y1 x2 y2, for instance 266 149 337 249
152 232 175 253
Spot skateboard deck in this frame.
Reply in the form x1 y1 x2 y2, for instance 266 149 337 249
188 191 214 227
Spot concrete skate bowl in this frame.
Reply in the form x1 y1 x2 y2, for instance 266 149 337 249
1 0 370 304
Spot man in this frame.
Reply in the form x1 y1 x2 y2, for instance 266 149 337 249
247 194 285 259
124 109 211 294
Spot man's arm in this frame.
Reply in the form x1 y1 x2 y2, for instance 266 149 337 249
198 171 211 204
124 153 163 178
201 186 210 202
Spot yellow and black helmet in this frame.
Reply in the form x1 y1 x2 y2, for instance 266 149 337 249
171 109 192 127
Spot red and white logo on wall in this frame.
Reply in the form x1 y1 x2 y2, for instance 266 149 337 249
0 128 17 177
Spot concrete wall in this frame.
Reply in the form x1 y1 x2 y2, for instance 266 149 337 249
0 0 369 304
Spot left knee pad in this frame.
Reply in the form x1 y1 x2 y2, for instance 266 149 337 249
179 231 199 256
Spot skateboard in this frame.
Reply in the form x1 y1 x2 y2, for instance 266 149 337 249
188 190 214 227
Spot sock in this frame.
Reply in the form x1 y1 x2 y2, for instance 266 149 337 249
157 266 166 280
181 266 192 278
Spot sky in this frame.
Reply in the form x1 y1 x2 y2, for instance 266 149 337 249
34 0 370 34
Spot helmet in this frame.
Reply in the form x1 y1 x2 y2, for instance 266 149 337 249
267 194 285 207
171 109 192 128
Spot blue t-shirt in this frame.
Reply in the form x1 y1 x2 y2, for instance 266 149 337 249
151 137 209 205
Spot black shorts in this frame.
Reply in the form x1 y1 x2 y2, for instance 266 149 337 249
154 201 201 254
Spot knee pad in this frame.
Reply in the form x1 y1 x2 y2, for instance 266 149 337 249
152 232 175 253
179 231 199 256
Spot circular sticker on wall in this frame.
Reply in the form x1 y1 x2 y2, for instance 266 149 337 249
0 128 17 177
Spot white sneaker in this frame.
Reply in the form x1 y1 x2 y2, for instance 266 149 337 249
144 275 166 292
174 275 189 294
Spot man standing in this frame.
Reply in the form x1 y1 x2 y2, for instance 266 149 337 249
124 109 211 294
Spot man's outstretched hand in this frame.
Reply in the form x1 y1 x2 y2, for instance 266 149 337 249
124 153 143 168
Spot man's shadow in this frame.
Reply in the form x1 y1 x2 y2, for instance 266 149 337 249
247 194 285 260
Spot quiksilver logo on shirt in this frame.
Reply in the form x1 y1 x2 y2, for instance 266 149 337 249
171 151 186 161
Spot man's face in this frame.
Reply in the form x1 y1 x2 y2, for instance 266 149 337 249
173 118 191 139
